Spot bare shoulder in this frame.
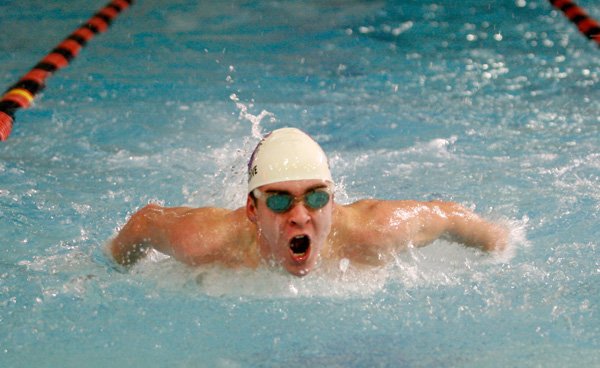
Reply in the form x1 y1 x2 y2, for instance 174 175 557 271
333 199 420 235
169 205 241 227
329 199 419 262
341 198 424 212
136 204 236 239
167 205 253 243
331 198 507 254
329 199 467 261
138 204 256 266
341 199 473 222
335 199 435 224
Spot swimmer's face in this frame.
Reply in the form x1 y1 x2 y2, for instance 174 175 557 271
246 179 333 277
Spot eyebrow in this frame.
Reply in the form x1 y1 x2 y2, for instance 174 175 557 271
263 184 329 195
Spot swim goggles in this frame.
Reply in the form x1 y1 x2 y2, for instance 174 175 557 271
253 188 331 213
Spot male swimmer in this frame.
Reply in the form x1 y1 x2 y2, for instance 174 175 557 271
110 127 507 276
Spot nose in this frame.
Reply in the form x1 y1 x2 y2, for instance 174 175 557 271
287 202 311 227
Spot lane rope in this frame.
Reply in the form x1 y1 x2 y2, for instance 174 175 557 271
0 0 133 141
549 0 600 46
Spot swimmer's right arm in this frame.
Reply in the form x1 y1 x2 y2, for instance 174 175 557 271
110 204 213 265
110 204 170 265
110 204 242 266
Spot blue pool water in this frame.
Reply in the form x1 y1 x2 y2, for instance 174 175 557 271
1 0 599 366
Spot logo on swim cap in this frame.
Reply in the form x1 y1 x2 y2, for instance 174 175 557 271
247 127 333 192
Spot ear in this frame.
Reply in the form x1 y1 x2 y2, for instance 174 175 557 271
246 195 257 223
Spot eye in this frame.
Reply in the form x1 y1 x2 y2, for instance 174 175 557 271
266 194 293 212
306 191 330 209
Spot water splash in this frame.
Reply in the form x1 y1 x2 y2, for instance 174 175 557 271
183 93 278 207
128 254 388 299
229 93 275 139
177 90 281 207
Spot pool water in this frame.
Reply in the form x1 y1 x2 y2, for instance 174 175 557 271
1 0 599 366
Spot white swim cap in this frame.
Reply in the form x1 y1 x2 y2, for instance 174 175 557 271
247 127 333 192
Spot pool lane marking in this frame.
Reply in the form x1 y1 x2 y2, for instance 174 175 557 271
0 0 133 141
549 0 600 46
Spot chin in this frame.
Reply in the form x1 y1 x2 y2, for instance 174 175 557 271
286 266 312 277
284 259 316 277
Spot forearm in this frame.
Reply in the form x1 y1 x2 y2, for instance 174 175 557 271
445 203 507 251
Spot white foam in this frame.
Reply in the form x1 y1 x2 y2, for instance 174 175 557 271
130 253 388 299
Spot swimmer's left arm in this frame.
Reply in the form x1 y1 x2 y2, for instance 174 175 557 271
372 200 508 252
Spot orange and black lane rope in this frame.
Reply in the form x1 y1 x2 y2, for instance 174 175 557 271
549 0 600 46
0 0 133 141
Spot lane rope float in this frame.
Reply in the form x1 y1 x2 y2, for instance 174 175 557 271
549 0 600 46
0 0 133 141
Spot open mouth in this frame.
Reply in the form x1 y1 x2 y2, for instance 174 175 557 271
289 235 311 262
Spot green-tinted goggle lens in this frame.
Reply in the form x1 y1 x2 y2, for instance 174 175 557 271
265 190 330 213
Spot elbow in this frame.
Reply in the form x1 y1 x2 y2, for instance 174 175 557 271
109 238 149 266
108 238 129 265
109 240 128 265
109 238 142 266
109 205 159 265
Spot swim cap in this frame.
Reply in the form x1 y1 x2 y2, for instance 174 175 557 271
247 127 332 192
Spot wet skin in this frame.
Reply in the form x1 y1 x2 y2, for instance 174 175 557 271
246 180 333 276
110 179 508 276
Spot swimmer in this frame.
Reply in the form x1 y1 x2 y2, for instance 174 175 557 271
110 127 507 276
